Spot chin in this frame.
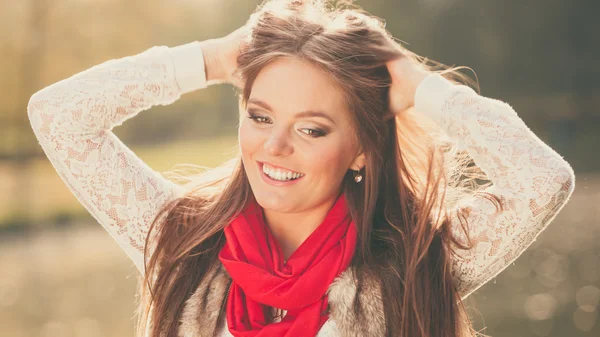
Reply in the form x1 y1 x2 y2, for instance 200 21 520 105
253 193 296 212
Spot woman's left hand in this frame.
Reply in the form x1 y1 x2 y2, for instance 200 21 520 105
386 56 430 114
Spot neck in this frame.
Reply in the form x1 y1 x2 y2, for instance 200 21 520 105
262 196 338 260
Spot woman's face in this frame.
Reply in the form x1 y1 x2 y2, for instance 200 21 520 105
239 57 365 214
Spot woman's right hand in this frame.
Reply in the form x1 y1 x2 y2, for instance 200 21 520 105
202 26 249 86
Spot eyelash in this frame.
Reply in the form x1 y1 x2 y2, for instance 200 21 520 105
246 112 327 138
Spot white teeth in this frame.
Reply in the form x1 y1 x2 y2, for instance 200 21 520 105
262 163 304 181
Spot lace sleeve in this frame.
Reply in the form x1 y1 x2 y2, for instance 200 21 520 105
414 74 576 300
27 42 208 275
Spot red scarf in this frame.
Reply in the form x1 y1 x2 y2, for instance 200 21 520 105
218 194 357 337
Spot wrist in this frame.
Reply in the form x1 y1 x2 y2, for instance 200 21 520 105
200 39 226 83
397 58 429 105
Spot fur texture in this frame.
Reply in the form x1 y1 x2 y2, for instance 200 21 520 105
176 264 385 337
178 264 231 337
327 268 386 337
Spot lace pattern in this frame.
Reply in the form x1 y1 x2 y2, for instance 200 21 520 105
28 46 184 274
28 46 575 303
425 84 576 299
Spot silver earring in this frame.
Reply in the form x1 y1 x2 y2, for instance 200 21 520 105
354 170 363 183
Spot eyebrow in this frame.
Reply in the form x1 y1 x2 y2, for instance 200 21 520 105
247 98 336 125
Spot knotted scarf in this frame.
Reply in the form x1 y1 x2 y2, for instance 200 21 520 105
218 193 357 336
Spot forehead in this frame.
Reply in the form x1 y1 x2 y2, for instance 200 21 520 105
248 57 349 120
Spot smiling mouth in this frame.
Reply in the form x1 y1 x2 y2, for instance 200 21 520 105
260 162 304 182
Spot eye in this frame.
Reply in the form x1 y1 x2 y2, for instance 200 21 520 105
247 111 272 124
299 128 326 138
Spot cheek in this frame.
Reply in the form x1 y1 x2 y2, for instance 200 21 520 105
306 143 350 179
238 121 262 158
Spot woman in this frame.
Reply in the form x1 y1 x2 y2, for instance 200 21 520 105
27 0 575 336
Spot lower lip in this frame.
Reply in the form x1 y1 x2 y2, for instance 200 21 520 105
259 163 304 186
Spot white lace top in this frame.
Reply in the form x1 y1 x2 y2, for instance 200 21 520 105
27 41 575 336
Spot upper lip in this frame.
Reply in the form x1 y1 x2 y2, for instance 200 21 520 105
259 161 302 174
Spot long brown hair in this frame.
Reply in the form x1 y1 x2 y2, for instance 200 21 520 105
136 1 502 336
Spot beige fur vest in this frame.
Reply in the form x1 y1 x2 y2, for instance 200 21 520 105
177 263 386 337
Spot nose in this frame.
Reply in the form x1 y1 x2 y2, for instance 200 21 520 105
263 128 293 157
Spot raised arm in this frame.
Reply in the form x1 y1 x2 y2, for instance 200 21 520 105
413 74 575 300
27 42 210 274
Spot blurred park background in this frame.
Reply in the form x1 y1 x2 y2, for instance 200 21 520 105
0 0 598 336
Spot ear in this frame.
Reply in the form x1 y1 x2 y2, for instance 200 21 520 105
349 151 366 171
